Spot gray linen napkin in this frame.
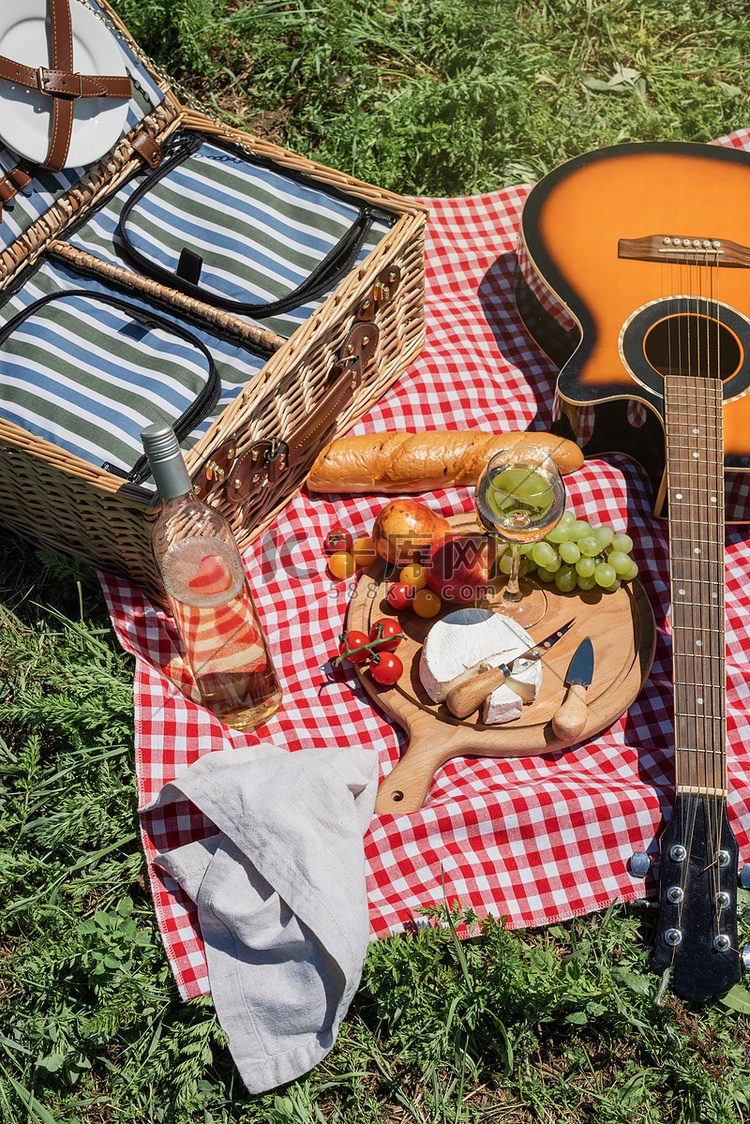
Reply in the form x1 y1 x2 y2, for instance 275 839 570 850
141 743 379 1093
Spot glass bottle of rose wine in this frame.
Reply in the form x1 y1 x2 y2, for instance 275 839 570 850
141 422 282 731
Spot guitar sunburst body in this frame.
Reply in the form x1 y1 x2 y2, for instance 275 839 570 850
516 142 747 1001
516 141 750 521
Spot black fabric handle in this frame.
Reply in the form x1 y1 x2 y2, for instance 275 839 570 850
116 132 386 319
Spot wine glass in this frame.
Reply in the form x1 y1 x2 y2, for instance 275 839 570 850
474 446 566 625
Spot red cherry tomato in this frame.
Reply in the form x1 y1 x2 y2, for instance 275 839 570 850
369 651 403 686
369 618 403 652
386 582 414 611
323 526 354 555
338 630 371 664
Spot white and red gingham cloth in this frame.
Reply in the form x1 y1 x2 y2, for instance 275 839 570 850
100 129 750 1000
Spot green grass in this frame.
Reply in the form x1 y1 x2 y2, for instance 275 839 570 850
2 0 750 1119
113 0 750 194
0 549 747 1124
0 574 748 1124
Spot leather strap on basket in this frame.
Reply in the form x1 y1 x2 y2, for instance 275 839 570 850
0 162 34 219
0 0 132 180
130 130 164 169
0 54 133 102
191 269 396 527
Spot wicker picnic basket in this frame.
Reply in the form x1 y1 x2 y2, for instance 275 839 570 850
0 0 427 605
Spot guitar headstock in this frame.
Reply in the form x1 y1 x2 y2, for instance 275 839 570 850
651 793 742 1001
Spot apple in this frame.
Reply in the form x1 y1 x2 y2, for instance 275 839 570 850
372 499 452 566
425 533 494 604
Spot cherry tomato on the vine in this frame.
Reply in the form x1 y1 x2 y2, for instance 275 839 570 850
386 581 414 610
369 618 403 652
328 551 356 580
323 526 353 555
369 651 403 686
338 630 371 664
352 535 377 567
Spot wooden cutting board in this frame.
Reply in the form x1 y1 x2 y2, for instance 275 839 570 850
346 514 656 814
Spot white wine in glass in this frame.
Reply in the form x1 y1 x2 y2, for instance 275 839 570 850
475 447 566 624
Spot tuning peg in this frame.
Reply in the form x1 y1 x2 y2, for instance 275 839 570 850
740 863 750 889
630 851 658 877
742 945 750 973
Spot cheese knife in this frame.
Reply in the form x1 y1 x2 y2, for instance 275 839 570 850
445 618 575 719
551 635 594 740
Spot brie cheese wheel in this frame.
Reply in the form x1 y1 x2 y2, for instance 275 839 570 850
419 607 543 723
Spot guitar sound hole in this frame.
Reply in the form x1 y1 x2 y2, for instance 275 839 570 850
644 314 741 379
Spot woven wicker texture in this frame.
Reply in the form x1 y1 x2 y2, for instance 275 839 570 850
0 3 427 604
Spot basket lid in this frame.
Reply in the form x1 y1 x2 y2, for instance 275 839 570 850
0 0 131 168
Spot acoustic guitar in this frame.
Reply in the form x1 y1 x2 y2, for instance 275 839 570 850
515 141 748 1001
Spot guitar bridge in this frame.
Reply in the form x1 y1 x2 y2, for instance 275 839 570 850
618 234 750 268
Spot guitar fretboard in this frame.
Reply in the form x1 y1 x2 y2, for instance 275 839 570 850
664 375 726 797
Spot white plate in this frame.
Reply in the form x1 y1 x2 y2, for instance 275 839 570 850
0 0 129 168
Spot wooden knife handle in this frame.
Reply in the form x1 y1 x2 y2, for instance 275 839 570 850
551 682 588 741
445 665 508 718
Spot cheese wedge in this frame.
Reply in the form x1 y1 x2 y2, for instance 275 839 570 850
419 607 542 723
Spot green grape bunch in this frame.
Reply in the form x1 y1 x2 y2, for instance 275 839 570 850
515 510 638 595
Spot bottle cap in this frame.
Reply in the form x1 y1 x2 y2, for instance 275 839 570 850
141 423 193 499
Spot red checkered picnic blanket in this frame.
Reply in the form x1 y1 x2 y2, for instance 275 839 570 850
100 128 750 1000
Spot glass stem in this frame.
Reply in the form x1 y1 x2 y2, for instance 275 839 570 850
503 544 522 603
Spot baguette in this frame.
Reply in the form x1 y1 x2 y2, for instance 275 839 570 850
307 430 584 493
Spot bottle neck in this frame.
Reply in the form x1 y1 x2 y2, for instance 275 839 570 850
141 423 195 500
150 455 193 500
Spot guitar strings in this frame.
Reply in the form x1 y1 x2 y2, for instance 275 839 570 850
665 242 727 944
694 248 723 932
696 247 725 935
703 249 724 929
666 249 693 943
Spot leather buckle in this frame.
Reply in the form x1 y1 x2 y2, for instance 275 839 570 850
336 321 379 387
356 265 401 321
226 439 289 503
192 439 237 501
266 437 290 485
193 437 291 506
38 66 83 97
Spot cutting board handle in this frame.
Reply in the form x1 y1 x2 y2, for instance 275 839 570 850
374 726 469 814
375 752 437 813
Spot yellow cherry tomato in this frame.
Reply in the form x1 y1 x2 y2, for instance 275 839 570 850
399 562 428 591
352 536 377 567
328 551 356 580
412 588 441 618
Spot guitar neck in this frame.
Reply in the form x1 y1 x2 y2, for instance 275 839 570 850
664 374 726 797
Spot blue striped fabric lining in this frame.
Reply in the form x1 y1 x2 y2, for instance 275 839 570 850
0 0 165 250
66 139 395 338
0 260 269 481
